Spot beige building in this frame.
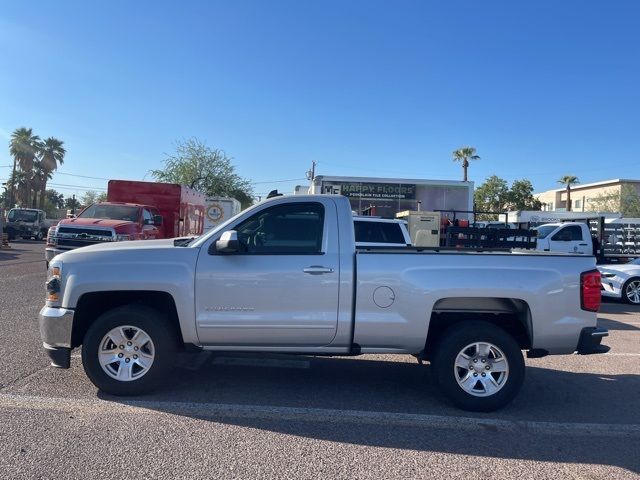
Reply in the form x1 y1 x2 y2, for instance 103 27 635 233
535 179 640 212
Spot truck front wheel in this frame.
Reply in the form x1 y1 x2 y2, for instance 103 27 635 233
432 321 525 412
81 305 177 395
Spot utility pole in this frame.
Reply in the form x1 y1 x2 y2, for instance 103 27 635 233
72 194 76 215
306 161 316 182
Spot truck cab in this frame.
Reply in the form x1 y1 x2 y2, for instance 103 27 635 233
535 222 593 255
4 208 52 241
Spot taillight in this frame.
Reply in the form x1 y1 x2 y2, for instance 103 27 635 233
581 269 601 312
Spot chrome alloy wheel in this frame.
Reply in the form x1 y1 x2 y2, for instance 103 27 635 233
454 342 509 397
98 326 155 381
625 280 640 304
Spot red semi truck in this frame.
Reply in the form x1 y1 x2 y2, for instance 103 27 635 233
46 180 205 265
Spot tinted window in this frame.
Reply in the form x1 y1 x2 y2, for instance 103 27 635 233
551 225 583 241
535 225 557 239
79 204 139 221
234 203 324 254
8 209 38 222
354 221 405 244
142 209 153 224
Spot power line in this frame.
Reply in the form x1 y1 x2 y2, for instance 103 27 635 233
55 172 111 181
48 182 107 191
251 177 307 185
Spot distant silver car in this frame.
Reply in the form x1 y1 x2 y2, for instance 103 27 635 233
599 258 640 305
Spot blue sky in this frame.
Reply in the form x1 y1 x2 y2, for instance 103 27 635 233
1 1 639 199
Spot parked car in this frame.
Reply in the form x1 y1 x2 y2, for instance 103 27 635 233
3 208 58 241
39 194 607 412
599 258 640 305
353 216 411 248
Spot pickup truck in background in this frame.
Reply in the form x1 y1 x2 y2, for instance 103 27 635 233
39 194 607 412
4 208 58 241
535 222 594 255
46 180 205 265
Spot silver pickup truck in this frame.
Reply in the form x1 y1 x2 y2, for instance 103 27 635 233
39 194 608 412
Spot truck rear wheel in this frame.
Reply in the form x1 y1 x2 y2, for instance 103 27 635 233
81 305 177 395
432 321 525 412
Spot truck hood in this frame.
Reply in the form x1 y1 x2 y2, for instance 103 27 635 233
53 237 200 270
59 218 135 229
66 238 179 254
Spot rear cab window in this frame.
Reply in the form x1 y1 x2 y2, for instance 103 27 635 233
354 220 407 245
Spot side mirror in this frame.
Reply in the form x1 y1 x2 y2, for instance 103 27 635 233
215 230 240 254
153 215 163 226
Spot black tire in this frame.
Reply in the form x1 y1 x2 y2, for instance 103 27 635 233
81 304 178 396
36 230 44 241
622 277 640 305
432 321 525 412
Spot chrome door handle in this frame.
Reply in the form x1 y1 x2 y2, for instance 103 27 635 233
303 266 334 275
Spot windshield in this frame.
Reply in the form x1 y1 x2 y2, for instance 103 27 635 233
534 225 557 239
78 204 139 221
8 209 38 222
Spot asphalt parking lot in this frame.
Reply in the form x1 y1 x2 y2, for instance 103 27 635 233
1 241 639 479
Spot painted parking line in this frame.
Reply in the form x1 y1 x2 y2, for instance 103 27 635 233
0 393 638 438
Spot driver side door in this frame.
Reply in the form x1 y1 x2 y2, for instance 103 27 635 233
195 200 340 347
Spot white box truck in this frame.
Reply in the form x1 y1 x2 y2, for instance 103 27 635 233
204 197 241 233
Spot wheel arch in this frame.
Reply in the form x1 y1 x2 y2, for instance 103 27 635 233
71 291 185 349
423 297 532 360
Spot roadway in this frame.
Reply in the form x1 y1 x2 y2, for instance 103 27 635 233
1 241 639 479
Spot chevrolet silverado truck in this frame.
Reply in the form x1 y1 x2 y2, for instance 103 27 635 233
39 195 608 412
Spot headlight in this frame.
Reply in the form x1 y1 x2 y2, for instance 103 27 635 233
116 234 133 241
46 227 58 246
601 273 616 279
46 263 62 304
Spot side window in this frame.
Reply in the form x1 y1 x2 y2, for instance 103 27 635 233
355 221 405 244
552 225 583 241
142 209 153 224
234 203 325 254
567 225 583 241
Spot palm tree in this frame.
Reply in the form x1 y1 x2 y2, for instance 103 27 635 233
6 170 28 206
557 175 579 212
452 146 480 182
33 161 54 209
38 137 66 208
9 127 42 207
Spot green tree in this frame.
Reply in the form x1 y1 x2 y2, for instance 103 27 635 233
46 189 65 209
9 127 42 207
589 185 640 217
474 175 509 219
64 195 80 213
151 138 254 208
33 161 53 208
80 190 99 207
505 179 542 211
452 146 480 182
620 185 640 217
38 137 66 209
557 175 579 212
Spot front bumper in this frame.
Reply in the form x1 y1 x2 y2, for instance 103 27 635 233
45 247 68 263
576 327 610 355
38 306 74 368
